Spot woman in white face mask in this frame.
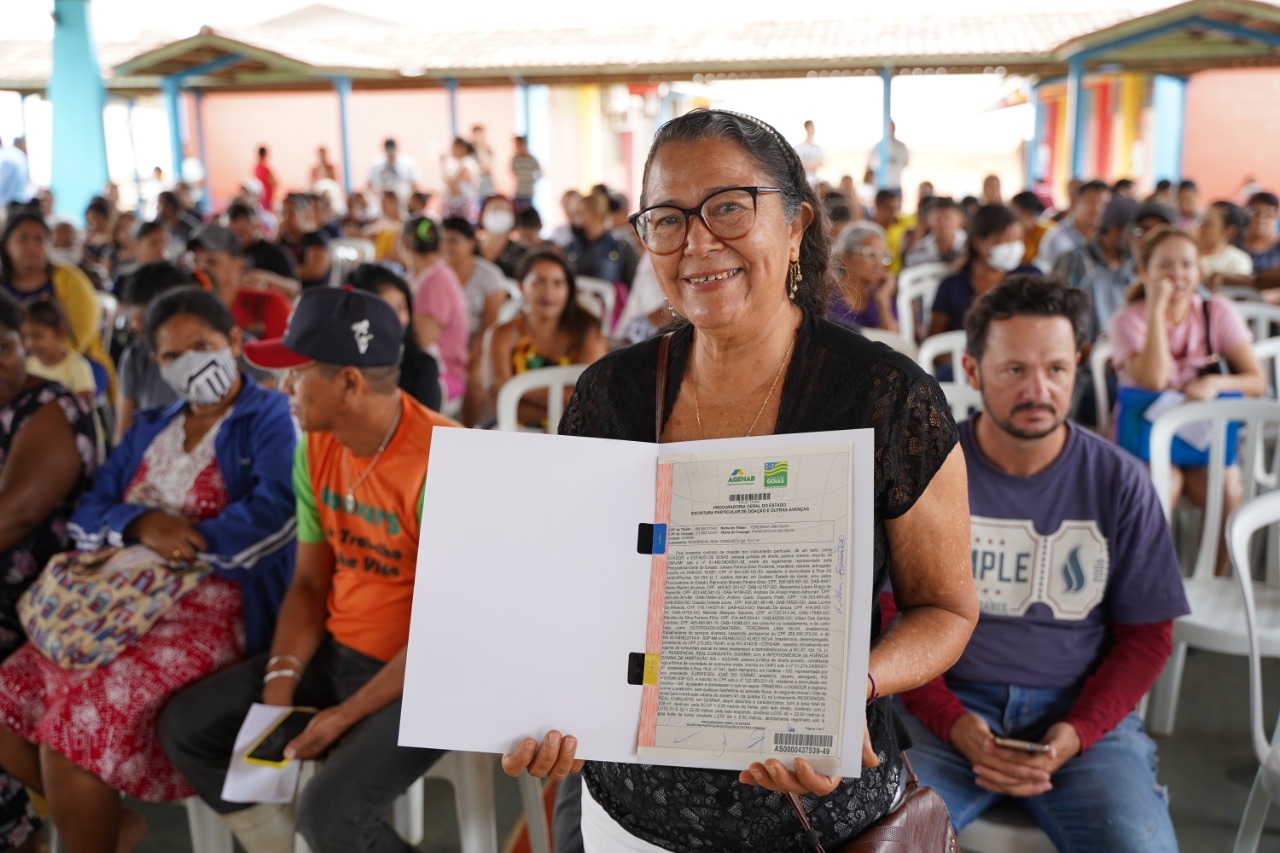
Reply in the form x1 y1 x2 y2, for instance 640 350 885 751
0 285 298 849
476 194 527 278
928 204 1034 338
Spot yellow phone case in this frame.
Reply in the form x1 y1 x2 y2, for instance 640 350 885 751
243 707 317 768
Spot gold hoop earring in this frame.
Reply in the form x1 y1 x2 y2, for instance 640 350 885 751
787 259 802 300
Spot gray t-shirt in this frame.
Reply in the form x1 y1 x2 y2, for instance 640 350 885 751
462 256 510 340
118 340 178 410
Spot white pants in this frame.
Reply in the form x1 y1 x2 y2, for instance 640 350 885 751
580 781 667 852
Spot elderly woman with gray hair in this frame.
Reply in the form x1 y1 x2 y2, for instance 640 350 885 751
828 221 899 334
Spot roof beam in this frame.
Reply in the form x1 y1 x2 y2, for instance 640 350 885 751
1186 14 1280 48
167 52 245 81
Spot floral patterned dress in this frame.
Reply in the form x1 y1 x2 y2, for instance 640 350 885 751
0 412 245 803
0 382 96 850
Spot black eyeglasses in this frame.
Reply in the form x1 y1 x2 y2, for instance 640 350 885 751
628 186 782 255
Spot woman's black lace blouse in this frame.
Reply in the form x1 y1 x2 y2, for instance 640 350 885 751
560 312 959 851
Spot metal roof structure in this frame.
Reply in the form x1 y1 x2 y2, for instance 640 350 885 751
6 1 1279 95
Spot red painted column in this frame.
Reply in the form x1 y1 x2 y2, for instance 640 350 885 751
1094 81 1113 180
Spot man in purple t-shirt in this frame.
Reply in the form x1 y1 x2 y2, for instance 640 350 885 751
889 274 1187 851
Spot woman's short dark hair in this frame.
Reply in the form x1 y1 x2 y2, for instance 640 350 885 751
639 109 829 317
122 261 194 308
515 248 599 346
1009 191 1046 217
402 217 440 254
0 292 21 336
344 263 420 350
964 204 1020 268
1210 200 1248 240
0 211 49 281
144 285 236 350
963 273 1090 360
442 217 477 244
1247 191 1280 210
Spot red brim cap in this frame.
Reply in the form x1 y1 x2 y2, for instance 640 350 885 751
243 338 312 370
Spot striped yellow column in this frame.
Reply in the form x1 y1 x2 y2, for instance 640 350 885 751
576 85 604 185
1053 89 1070 198
1115 73 1142 177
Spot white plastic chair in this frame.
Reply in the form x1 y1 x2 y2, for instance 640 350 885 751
421 751 551 853
575 276 617 335
1255 338 1280 400
96 290 119 347
327 237 376 288
895 262 950 345
936 381 982 424
1222 285 1265 303
915 331 968 381
1089 339 1114 431
1234 302 1280 342
956 800 1056 853
1144 399 1280 736
497 295 525 325
1225 490 1280 853
495 365 587 433
858 326 918 360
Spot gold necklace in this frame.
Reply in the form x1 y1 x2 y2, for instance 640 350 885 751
692 336 795 440
340 398 403 513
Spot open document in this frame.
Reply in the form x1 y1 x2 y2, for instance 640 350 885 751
399 428 873 776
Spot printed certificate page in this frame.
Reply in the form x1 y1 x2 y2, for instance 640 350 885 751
636 444 854 773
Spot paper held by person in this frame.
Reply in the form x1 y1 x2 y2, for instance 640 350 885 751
399 428 874 776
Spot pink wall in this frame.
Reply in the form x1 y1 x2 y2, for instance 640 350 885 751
1183 69 1280 200
194 87 519 213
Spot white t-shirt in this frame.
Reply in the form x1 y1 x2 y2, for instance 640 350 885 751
461 256 509 340
794 141 823 183
367 155 420 200
867 138 909 189
1202 244 1254 277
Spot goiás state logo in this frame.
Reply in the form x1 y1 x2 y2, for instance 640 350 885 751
763 461 789 488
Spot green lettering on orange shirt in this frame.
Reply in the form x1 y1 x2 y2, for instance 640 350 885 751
320 485 403 536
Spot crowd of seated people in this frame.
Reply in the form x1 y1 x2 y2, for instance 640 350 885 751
0 137 1277 851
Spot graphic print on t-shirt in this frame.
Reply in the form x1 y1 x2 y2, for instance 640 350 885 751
970 516 1108 620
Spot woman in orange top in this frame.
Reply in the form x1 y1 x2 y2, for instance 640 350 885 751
487 249 606 426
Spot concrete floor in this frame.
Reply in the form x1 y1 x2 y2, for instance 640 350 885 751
125 649 1280 852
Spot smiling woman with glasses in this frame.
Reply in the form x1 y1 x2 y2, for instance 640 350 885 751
500 109 977 853
829 220 899 334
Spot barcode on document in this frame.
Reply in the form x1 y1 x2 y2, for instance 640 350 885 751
729 493 771 502
773 733 834 748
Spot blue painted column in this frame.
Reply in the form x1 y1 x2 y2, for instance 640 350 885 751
332 76 353 194
1066 57 1087 180
528 84 553 229
1152 74 1187 182
1026 82 1044 184
161 77 184 182
192 90 209 215
513 77 529 139
878 66 894 189
445 78 459 138
48 0 109 216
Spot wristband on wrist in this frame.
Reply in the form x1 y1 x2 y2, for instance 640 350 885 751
263 669 302 685
268 655 303 670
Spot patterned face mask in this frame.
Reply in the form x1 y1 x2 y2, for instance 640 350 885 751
159 347 238 406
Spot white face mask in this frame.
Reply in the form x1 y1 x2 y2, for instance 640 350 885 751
986 240 1025 272
482 209 515 235
160 347 238 406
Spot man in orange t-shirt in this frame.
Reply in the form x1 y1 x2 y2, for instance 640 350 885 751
160 286 458 852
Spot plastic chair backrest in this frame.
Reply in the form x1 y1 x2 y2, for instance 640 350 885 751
916 331 968 381
858 327 918 360
895 262 950 345
1255 337 1280 400
329 237 376 263
936 381 981 423
1234 302 1280 342
576 276 617 334
495 364 587 433
1227 490 1280 773
1090 339 1114 429
1150 399 1280 580
96 291 119 348
1222 285 1265 303
497 296 524 325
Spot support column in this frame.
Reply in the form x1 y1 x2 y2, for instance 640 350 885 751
332 76 353 194
445 78 459 138
1066 56 1086 180
1026 82 1043 185
192 90 209 215
161 77 183 183
49 0 109 216
1152 74 1187 182
126 97 143 215
877 66 894 189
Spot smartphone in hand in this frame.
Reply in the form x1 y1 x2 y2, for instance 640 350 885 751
245 709 318 767
993 736 1052 755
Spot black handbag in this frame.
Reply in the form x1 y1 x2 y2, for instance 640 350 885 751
1199 298 1231 377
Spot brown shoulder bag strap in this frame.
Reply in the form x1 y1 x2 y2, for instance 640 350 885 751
655 332 674 442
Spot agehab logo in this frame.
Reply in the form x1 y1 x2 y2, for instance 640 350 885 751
764 461 789 488
727 468 756 485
